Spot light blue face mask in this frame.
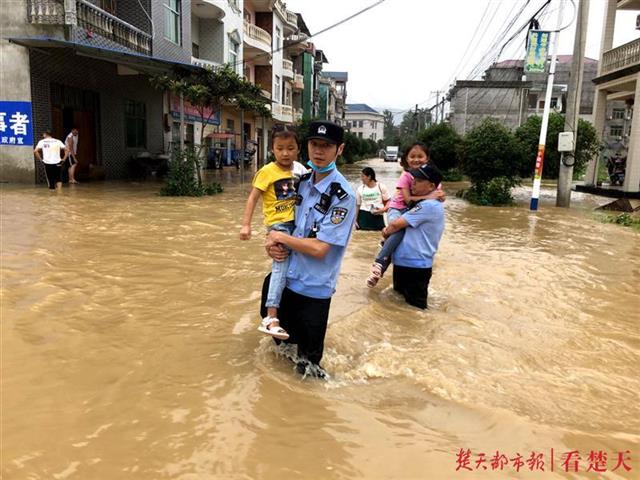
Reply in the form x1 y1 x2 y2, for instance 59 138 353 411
307 160 336 173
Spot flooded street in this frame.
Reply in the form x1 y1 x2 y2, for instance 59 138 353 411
2 159 639 479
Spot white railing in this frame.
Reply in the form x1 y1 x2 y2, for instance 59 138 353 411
281 105 293 117
273 0 287 22
191 57 221 69
293 73 304 89
286 10 298 28
76 0 152 54
282 59 293 71
602 38 640 75
243 20 272 48
27 0 65 24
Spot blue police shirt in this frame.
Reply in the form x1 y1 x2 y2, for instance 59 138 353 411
287 168 357 299
392 199 445 269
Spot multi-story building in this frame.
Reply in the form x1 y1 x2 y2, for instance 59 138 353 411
319 71 347 125
345 104 383 141
2 0 197 182
448 56 599 135
582 0 640 195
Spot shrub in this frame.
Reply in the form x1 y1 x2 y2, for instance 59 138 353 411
457 176 519 206
160 148 223 197
515 114 601 179
461 119 523 184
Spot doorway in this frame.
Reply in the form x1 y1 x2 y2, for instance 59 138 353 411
50 83 100 180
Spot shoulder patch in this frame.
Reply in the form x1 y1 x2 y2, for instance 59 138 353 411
330 207 348 224
410 203 422 212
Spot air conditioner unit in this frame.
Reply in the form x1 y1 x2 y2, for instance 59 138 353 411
636 14 640 30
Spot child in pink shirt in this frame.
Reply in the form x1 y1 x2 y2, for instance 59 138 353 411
367 142 443 287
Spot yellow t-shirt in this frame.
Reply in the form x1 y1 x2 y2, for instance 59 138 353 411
253 162 301 226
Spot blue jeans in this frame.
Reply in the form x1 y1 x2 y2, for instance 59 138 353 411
375 207 407 273
266 221 295 309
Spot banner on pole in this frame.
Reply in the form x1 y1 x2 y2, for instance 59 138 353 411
525 30 551 73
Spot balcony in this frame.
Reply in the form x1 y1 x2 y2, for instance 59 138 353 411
191 0 226 19
272 104 294 123
284 33 312 55
28 0 65 24
76 0 152 55
282 59 294 78
191 57 221 70
293 73 304 90
284 10 298 35
601 38 640 77
243 20 272 63
273 0 287 22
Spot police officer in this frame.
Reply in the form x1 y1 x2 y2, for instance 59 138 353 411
261 121 356 376
382 163 445 309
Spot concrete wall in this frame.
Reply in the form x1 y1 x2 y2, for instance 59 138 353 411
450 86 523 135
0 0 67 182
199 18 224 63
152 0 192 62
345 112 384 141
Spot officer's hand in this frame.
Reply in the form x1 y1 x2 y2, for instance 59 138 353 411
266 242 288 262
427 189 446 202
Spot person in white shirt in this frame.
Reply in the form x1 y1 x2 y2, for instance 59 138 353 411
355 167 390 231
34 131 68 190
65 126 79 184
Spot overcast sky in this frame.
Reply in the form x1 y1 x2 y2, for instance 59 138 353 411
286 0 640 114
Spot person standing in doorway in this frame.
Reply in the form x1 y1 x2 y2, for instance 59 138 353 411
262 121 357 377
65 126 79 184
34 131 68 190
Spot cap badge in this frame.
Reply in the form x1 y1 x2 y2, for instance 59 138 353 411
318 125 327 135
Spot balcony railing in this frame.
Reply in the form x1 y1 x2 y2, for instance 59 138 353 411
282 59 294 71
281 105 293 117
28 0 65 24
293 73 304 90
601 37 640 75
77 0 152 54
286 10 298 28
273 0 287 22
243 20 272 48
191 57 221 70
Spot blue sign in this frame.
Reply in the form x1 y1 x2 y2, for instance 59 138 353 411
0 101 34 147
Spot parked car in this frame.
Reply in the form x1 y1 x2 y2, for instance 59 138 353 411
384 146 399 162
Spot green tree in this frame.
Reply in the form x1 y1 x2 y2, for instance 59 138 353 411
151 64 270 189
418 123 461 172
383 109 396 140
515 113 601 179
459 119 523 205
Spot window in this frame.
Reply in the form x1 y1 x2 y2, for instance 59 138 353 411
229 40 239 69
610 125 623 137
358 132 363 139
528 93 537 109
612 108 626 120
192 42 199 58
550 97 558 109
358 120 363 128
275 26 282 51
164 0 181 45
125 100 146 148
226 119 235 132
274 75 281 103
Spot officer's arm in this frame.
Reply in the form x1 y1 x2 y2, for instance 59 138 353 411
267 231 330 259
382 216 409 238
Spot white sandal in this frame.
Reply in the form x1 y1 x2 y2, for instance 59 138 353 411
258 317 289 340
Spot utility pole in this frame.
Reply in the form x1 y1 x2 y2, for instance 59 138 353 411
414 103 419 134
430 91 441 123
557 0 589 207
440 96 446 123
530 0 564 211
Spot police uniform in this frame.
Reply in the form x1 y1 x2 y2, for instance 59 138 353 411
260 121 356 370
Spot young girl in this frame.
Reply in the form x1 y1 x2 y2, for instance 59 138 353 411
240 125 307 339
356 167 390 231
366 142 442 288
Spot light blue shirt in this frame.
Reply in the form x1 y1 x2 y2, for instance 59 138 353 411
287 168 357 299
392 199 445 269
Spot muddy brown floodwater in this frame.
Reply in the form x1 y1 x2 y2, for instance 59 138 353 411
2 159 639 479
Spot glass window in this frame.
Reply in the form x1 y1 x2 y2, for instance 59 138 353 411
164 0 181 45
275 26 282 51
528 93 537 109
274 75 281 103
229 40 239 70
226 119 235 132
125 100 146 148
612 108 626 120
610 125 623 137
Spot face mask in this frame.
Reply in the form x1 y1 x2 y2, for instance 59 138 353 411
307 160 336 173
